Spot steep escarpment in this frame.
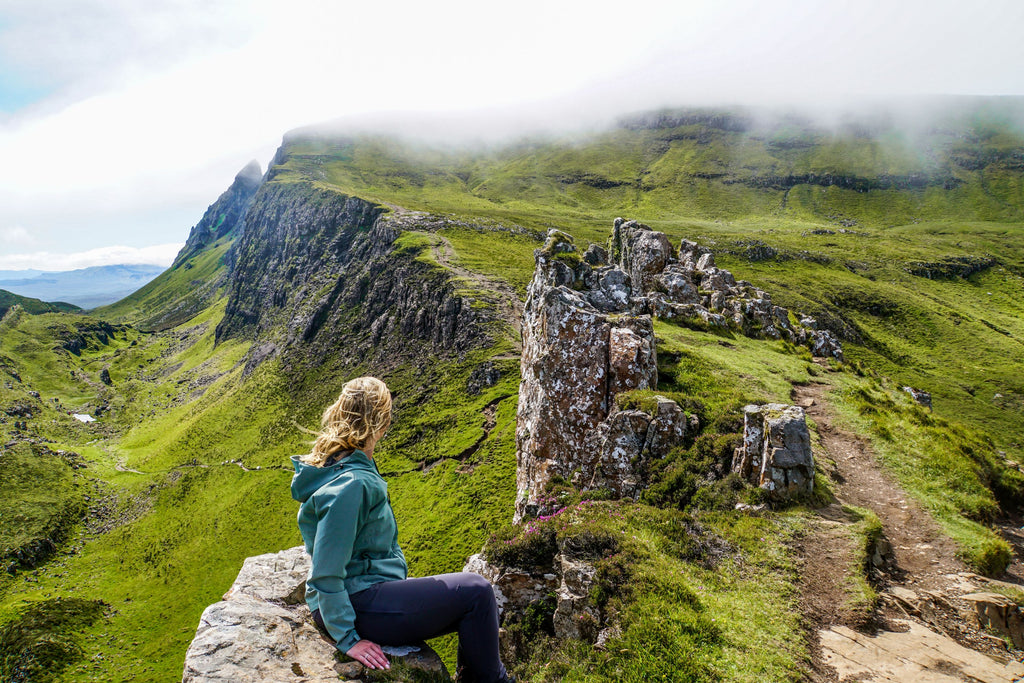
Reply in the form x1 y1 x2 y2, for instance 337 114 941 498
216 182 495 372
176 160 263 264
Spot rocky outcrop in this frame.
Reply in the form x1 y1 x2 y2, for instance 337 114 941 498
57 320 118 356
176 160 263 264
515 229 687 520
516 219 836 518
902 386 933 410
961 592 1024 649
182 546 449 683
732 404 814 497
463 552 610 649
609 219 842 358
906 255 997 280
462 554 560 618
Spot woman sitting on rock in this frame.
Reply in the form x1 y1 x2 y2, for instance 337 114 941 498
291 376 511 682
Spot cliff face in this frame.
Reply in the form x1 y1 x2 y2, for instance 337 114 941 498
215 182 493 372
177 161 263 265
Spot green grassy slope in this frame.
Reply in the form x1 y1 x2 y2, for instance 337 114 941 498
93 239 233 331
0 290 80 317
274 107 1024 462
276 102 1024 230
0 233 524 680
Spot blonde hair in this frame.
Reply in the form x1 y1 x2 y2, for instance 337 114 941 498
304 376 392 466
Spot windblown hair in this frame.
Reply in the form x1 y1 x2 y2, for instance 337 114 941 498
304 376 392 467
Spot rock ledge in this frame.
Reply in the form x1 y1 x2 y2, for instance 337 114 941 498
182 546 449 682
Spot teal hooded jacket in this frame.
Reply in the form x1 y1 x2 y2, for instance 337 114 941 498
291 450 408 652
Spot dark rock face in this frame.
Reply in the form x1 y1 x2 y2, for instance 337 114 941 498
57 321 118 356
177 161 263 264
215 182 493 372
906 256 997 280
467 362 501 395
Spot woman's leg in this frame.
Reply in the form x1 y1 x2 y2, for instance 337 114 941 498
350 573 507 683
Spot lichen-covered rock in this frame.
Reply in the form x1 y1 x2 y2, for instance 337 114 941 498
732 404 814 497
552 555 599 641
223 545 308 605
464 552 605 650
182 546 450 682
516 218 839 517
581 398 689 499
615 218 843 360
515 229 664 520
612 219 674 292
462 553 559 617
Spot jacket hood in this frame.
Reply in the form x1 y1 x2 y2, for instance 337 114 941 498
290 450 377 503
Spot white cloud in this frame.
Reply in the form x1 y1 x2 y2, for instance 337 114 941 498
0 0 1022 256
0 243 183 271
1 225 35 246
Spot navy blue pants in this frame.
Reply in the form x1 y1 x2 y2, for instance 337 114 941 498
314 572 507 683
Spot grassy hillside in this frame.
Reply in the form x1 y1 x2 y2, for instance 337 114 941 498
1 102 1023 681
0 290 80 317
92 239 233 331
273 107 1024 461
276 101 1024 228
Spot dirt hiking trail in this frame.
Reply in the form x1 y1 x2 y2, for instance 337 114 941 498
794 378 1024 682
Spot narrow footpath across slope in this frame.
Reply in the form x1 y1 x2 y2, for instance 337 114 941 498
794 377 1024 682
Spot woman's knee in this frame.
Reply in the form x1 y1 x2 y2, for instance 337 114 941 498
457 572 495 603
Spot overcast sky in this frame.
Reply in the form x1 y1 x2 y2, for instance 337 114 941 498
1 0 1022 271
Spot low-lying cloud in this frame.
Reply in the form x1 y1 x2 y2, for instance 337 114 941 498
0 243 183 271
1 0 1022 260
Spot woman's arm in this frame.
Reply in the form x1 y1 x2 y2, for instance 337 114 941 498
308 477 367 653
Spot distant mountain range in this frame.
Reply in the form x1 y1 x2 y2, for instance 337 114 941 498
0 264 166 308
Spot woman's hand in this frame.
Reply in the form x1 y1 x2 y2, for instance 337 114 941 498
346 639 390 670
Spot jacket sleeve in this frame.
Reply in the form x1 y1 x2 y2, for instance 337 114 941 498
309 478 368 653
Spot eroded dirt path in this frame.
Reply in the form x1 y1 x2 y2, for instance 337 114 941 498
793 379 1024 682
796 381 966 590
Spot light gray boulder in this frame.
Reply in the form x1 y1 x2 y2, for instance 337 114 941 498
732 404 815 497
182 546 449 682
